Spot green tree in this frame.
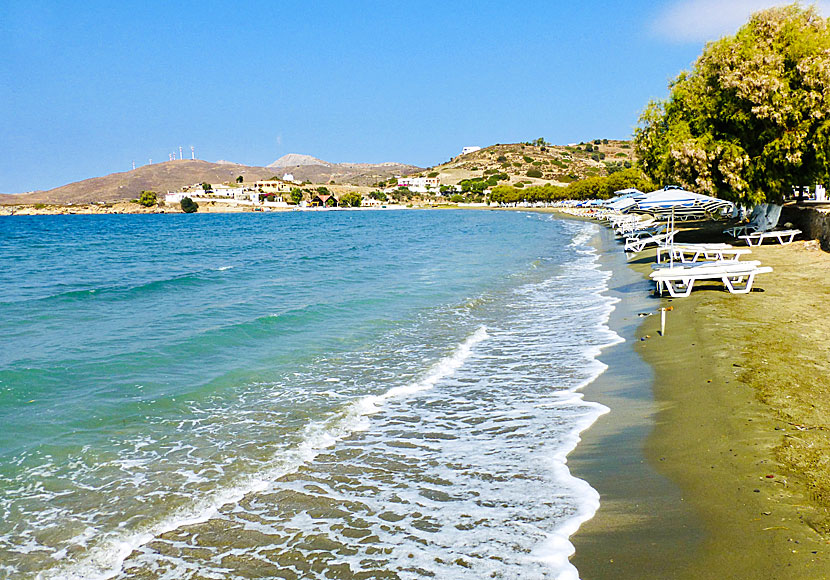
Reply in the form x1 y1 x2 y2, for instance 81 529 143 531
138 190 157 207
180 197 199 213
236 175 244 183
339 192 362 207
290 188 303 204
201 182 211 192
634 4 830 204
369 190 388 201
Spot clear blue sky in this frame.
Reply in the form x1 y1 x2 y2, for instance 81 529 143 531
0 0 813 193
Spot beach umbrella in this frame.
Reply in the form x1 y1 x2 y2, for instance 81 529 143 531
630 187 734 220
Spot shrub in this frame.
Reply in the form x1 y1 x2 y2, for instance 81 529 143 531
450 194 464 203
513 162 522 167
522 156 533 163
427 171 439 178
526 169 543 178
496 155 507 162
531 161 542 166
139 190 157 207
180 197 199 213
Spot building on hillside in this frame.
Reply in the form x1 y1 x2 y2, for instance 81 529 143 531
461 146 481 155
165 191 191 204
210 185 244 198
282 173 296 183
362 197 383 207
396 176 439 194
251 180 291 193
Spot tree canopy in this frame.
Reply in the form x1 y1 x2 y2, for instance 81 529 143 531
180 197 199 213
634 4 830 205
138 190 157 207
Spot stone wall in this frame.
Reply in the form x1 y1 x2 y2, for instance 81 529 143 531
782 205 830 251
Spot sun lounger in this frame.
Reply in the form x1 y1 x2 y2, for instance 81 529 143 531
739 229 801 246
615 218 656 235
655 243 752 263
624 230 677 253
649 261 773 297
621 224 666 240
724 204 782 237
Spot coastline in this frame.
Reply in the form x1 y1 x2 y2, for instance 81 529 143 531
565 216 830 578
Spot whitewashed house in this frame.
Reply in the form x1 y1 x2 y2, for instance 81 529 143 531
396 176 440 194
461 146 481 155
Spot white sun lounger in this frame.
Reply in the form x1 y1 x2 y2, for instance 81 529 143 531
655 243 752 263
615 218 656 235
649 261 773 297
624 230 677 253
739 229 801 246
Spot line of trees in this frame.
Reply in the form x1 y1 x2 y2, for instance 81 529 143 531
488 168 654 205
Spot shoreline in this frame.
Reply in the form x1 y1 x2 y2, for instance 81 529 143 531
565 216 830 578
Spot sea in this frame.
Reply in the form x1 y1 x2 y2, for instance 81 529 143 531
0 209 621 580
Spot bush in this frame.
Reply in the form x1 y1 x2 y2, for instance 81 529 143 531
180 197 199 213
340 192 362 207
427 171 439 178
450 194 464 203
522 156 533 163
139 190 157 207
526 169 543 178
496 155 507 162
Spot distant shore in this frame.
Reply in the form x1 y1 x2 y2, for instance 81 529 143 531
0 201 439 216
559 216 830 578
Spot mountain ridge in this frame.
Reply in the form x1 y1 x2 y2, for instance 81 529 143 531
0 157 421 205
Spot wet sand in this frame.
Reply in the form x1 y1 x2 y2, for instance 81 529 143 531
570 222 830 579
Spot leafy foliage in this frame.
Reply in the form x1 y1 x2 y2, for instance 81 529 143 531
339 192 363 207
488 168 654 204
634 4 830 204
180 197 199 213
138 190 157 207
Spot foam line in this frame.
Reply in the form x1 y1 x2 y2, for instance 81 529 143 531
38 327 488 580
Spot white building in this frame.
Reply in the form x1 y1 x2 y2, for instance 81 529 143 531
397 176 440 194
165 191 191 204
282 173 296 183
461 146 481 155
211 185 244 198
251 180 291 193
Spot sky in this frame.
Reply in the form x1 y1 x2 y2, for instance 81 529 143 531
1 0 827 193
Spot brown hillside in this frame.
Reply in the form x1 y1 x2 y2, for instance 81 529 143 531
0 159 421 205
417 140 635 187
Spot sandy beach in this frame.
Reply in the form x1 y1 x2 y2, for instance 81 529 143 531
567 217 830 578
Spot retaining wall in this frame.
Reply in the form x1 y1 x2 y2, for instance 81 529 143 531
782 205 830 251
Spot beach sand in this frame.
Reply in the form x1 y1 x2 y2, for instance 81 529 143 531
569 222 830 579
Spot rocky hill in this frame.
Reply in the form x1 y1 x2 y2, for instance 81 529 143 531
417 140 635 187
0 157 421 205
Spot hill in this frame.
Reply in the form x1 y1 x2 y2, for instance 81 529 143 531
416 140 635 187
0 157 421 205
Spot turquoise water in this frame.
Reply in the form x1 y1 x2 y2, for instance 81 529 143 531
0 210 619 579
